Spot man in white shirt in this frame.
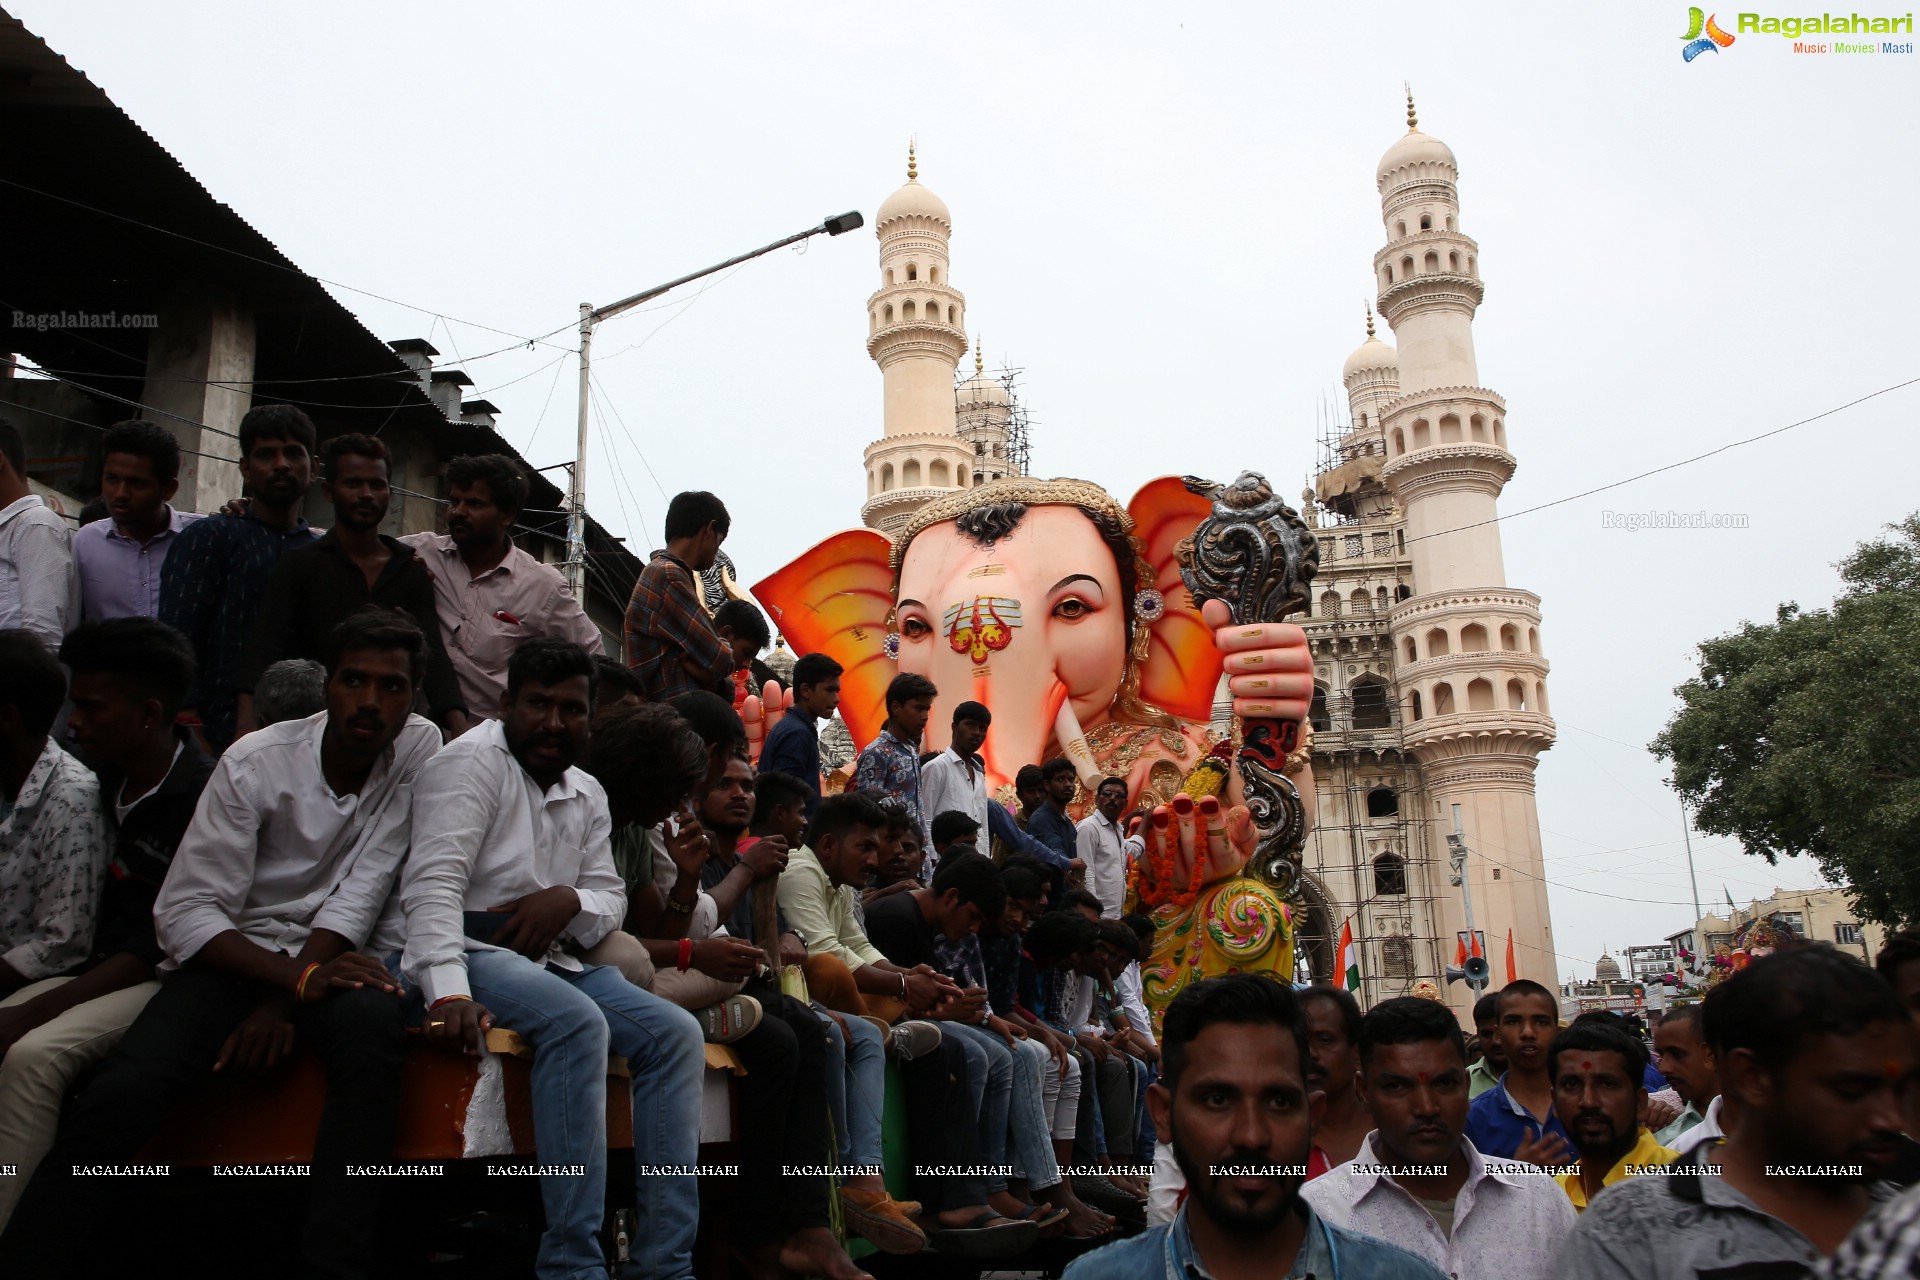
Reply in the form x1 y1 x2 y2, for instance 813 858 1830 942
0 607 439 1278
1302 996 1575 1280
400 640 706 1280
0 419 79 651
1075 776 1143 919
919 700 1064 882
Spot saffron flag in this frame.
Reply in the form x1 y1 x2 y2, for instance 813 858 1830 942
1333 918 1359 991
1505 928 1517 985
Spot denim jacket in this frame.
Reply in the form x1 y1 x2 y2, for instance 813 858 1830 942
1062 1202 1451 1280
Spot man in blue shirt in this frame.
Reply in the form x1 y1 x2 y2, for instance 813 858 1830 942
1025 757 1087 900
1064 974 1448 1280
852 672 936 841
1464 979 1575 1164
757 652 840 819
159 404 321 751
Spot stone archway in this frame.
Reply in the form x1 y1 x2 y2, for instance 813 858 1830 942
1291 873 1338 985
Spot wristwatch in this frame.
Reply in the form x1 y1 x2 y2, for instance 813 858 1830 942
784 927 808 948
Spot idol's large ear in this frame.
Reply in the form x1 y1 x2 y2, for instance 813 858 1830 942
1128 476 1226 723
751 528 896 746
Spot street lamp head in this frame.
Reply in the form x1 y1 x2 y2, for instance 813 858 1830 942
823 211 864 236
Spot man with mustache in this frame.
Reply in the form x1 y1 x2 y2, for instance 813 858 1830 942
1558 948 1917 1278
235 433 466 740
401 640 709 1280
1651 1004 1720 1150
1546 1021 1676 1211
161 403 323 751
1468 992 1507 1099
71 420 202 622
1304 997 1574 1280
1302 986 1371 1169
400 453 602 723
0 607 438 1277
1064 974 1448 1280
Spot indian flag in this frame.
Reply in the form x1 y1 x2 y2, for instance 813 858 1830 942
1332 918 1359 992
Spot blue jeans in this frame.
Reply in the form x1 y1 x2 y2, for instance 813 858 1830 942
940 1020 1015 1194
813 1003 885 1170
1004 1034 1063 1191
463 951 704 1280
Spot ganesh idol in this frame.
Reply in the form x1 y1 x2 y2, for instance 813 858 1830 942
753 475 1316 1024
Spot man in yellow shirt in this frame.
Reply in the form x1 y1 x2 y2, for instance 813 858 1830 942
1548 1020 1679 1211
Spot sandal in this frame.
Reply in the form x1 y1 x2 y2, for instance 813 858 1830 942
927 1212 1040 1259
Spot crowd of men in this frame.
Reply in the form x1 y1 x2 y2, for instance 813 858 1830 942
5 406 1920 1280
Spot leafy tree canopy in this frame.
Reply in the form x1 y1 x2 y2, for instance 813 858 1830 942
1652 514 1920 927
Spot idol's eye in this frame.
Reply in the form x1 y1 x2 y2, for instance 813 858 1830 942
1052 597 1091 621
901 616 933 639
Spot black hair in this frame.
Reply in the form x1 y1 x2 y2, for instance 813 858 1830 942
590 656 646 705
0 417 22 474
666 689 746 754
1495 978 1558 1019
1547 1021 1650 1084
100 420 181 484
1658 1003 1706 1036
1014 763 1045 794
1123 913 1155 950
1358 996 1468 1068
931 809 982 847
951 700 991 727
237 403 318 457
254 658 327 726
1002 853 1059 893
1876 928 1920 984
751 770 811 825
1041 756 1077 784
583 702 709 820
1300 984 1363 1046
1161 974 1309 1095
1002 865 1044 904
1096 918 1142 963
58 619 196 719
792 652 844 690
1472 992 1500 1027
0 629 68 735
445 454 530 518
1095 775 1128 797
1703 946 1905 1075
806 789 891 849
713 599 770 651
1024 909 1099 969
1061 887 1104 917
930 852 1006 919
665 490 730 542
884 671 937 712
506 639 596 702
323 432 389 474
323 607 426 686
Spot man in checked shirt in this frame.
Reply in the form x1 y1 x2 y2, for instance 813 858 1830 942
623 491 738 702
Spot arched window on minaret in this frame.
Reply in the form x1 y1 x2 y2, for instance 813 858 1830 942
1368 788 1400 819
902 300 916 321
887 268 896 285
903 459 921 487
1440 415 1462 443
1390 428 1405 456
1397 531 1407 556
1500 624 1519 651
1350 588 1370 615
884 304 895 325
1309 685 1330 732
1352 678 1392 729
1376 586 1390 613
1426 628 1450 657
1382 266 1393 287
1320 591 1341 618
1401 254 1414 278
1404 637 1418 664
929 459 950 486
1411 419 1431 449
1423 251 1440 274
1396 584 1411 601
1470 414 1486 441
1467 678 1495 711
1373 853 1407 895
1527 626 1539 653
1468 254 1478 277
1449 251 1461 273
1419 214 1432 231
1535 681 1549 714
1460 623 1488 652
1507 679 1529 711
1493 419 1507 448
906 263 918 281
1432 682 1455 716
1395 220 1406 238
1408 690 1423 721
1446 215 1456 232
929 267 939 284
880 462 895 490
974 471 985 485
947 305 956 325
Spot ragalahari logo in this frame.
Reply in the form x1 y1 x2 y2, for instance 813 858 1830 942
1681 7 1738 58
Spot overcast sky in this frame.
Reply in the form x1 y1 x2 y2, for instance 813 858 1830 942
18 1 1916 979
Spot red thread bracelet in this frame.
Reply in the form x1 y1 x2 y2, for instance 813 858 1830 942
429 995 472 1010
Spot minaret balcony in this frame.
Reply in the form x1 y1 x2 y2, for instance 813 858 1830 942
867 321 968 364
1379 442 1515 500
1401 711 1557 762
860 485 962 524
1372 229 1478 269
1387 587 1542 630
1377 273 1485 322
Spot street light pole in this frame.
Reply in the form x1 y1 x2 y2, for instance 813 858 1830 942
565 210 865 596
1679 796 1703 927
1447 804 1488 999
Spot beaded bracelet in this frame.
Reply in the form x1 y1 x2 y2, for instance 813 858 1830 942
664 894 695 916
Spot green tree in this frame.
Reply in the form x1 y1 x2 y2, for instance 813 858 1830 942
1652 514 1920 928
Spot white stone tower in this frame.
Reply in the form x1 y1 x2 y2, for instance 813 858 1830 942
1374 91 1560 1005
861 144 974 533
955 343 1016 486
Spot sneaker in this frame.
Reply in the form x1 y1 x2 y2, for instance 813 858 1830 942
697 995 762 1044
889 1019 943 1061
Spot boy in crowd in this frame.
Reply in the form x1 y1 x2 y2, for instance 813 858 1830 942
1025 758 1088 891
624 491 733 702
1558 948 1915 1278
860 799 925 919
160 403 322 750
919 701 1059 879
1064 975 1448 1280
0 608 439 1277
1468 991 1506 1098
236 433 467 738
1464 978 1575 1164
401 642 710 1279
0 620 210 1229
1547 1019 1677 1211
757 652 841 818
1303 996 1574 1280
72 419 201 622
852 673 936 847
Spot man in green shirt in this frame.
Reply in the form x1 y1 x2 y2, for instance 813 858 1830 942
1468 992 1506 1099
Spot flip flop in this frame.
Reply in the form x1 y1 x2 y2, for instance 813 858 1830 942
1021 1203 1071 1229
927 1212 1041 1259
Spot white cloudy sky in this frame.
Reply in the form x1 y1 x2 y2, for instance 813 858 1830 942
18 1 1916 979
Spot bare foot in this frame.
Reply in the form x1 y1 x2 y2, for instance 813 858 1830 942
1040 1186 1115 1238
934 1204 1021 1230
988 1189 1035 1221
779 1226 873 1280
